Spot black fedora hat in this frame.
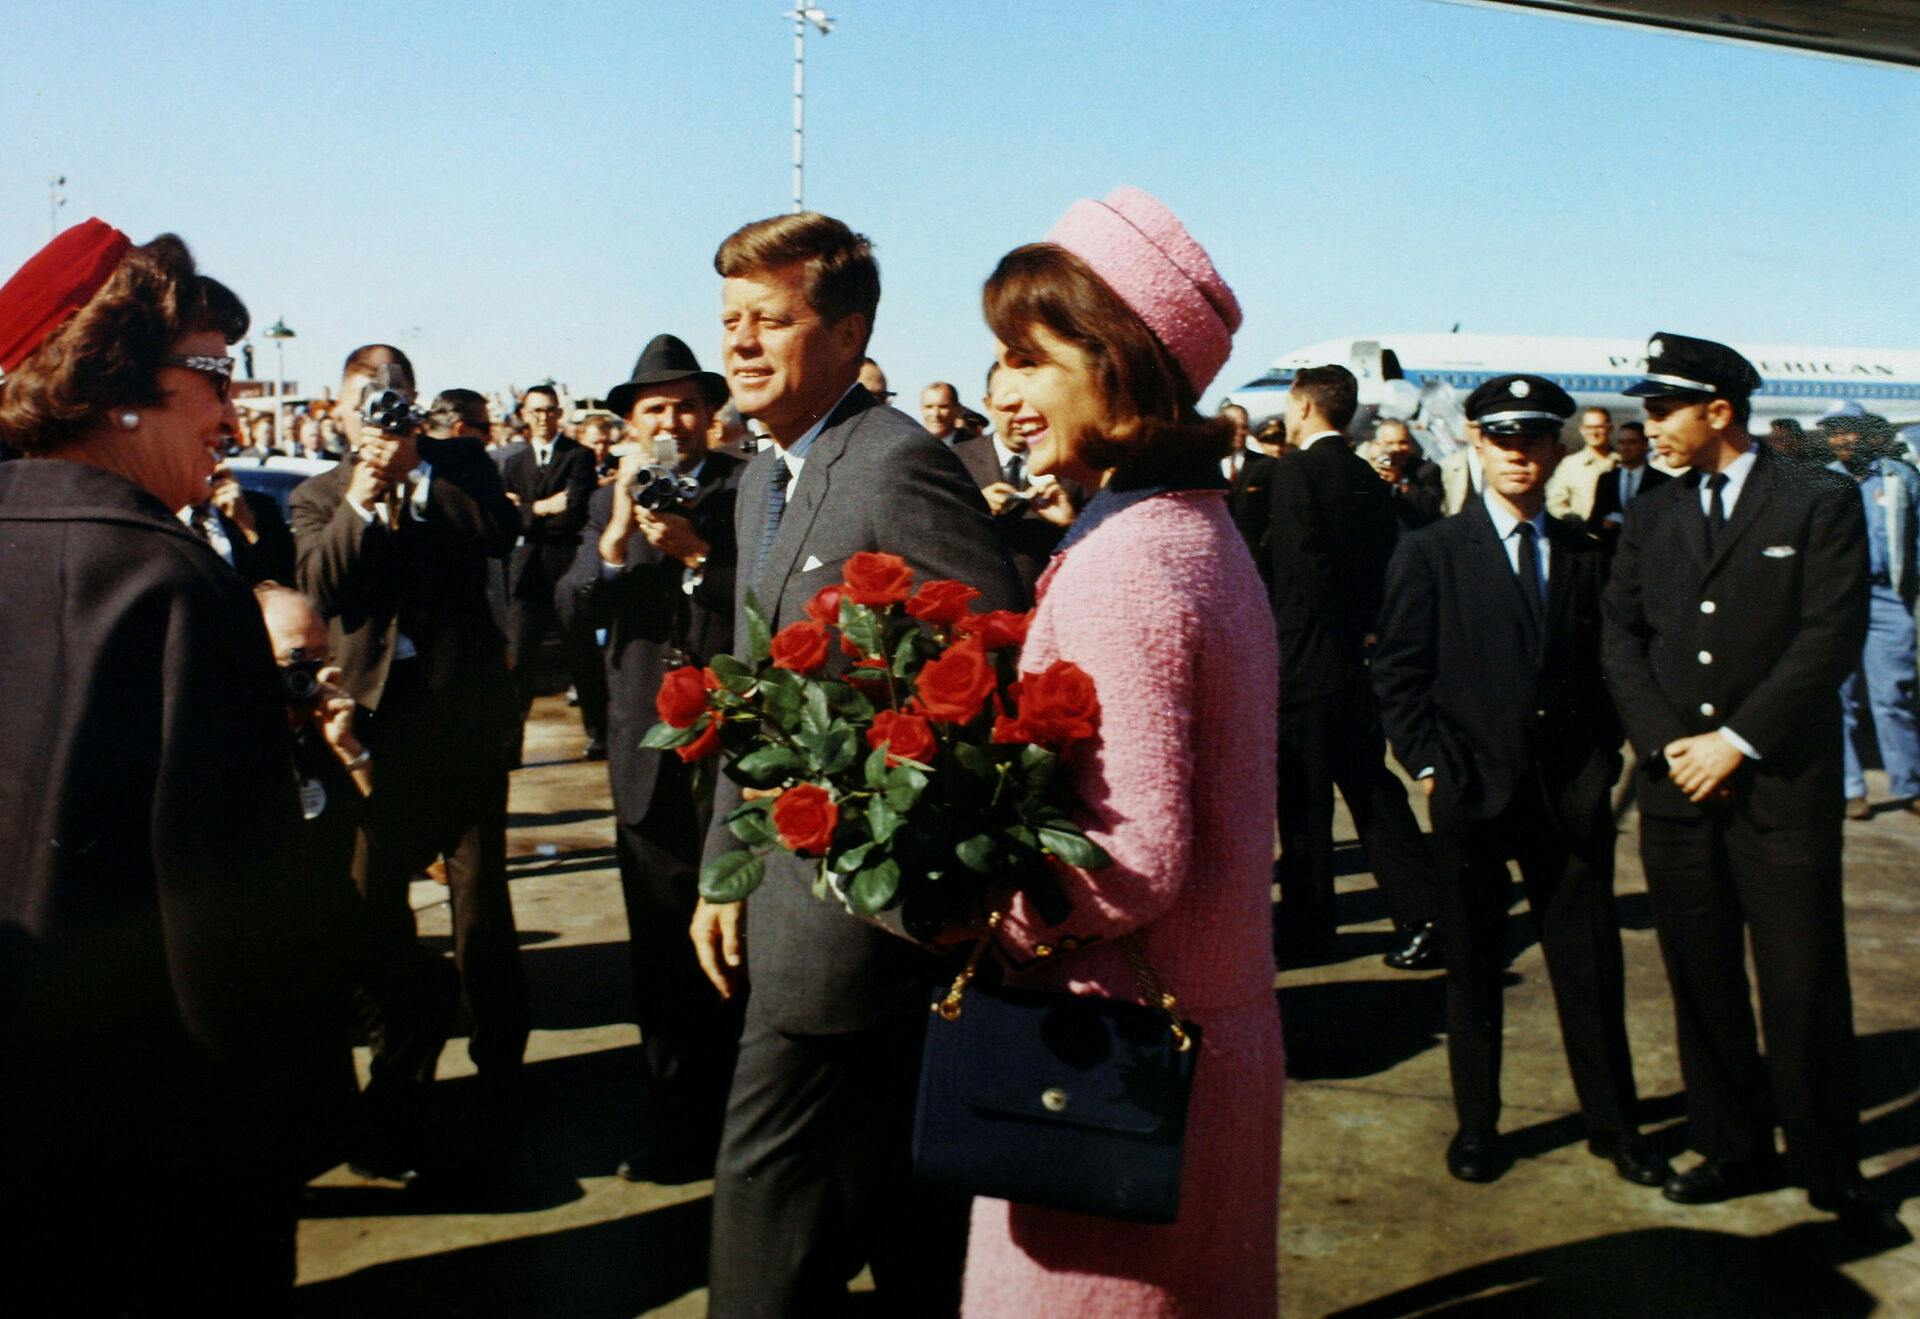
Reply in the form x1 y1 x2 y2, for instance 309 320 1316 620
606 333 728 419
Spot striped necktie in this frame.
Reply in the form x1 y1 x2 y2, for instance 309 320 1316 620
755 456 793 578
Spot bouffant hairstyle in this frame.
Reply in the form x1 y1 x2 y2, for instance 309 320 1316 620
714 212 880 346
983 242 1229 473
0 234 248 454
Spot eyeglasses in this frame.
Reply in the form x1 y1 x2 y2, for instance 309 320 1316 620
160 353 235 401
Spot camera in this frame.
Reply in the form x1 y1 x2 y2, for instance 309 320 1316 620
630 464 700 512
360 388 430 437
281 656 324 705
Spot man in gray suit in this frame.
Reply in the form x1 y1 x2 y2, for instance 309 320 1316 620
691 212 1023 1316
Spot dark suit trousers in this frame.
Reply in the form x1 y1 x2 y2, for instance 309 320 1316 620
1434 780 1638 1138
615 754 742 1165
1277 679 1441 938
358 662 529 1117
509 590 609 747
1639 808 1861 1196
708 1011 969 1317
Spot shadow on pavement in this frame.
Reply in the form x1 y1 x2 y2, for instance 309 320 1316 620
519 938 641 1033
1279 975 1450 1081
296 1195 711 1317
508 806 614 829
1326 1219 1879 1318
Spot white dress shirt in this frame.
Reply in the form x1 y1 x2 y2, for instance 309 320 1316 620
1299 430 1344 452
1482 493 1551 593
1697 444 1758 517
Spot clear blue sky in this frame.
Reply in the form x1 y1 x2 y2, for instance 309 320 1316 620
6 1 1916 412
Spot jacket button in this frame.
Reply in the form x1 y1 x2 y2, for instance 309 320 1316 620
1041 1087 1070 1113
1698 651 1713 664
1700 600 1717 614
1700 702 1717 717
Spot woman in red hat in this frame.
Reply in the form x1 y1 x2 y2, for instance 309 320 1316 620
0 224 347 1310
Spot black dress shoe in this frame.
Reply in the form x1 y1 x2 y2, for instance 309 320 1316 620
1662 1152 1782 1204
582 738 608 761
616 1147 715 1187
1588 1132 1670 1187
1446 1129 1511 1184
1810 1183 1911 1248
1384 923 1444 971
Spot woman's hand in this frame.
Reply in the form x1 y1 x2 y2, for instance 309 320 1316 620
1029 476 1075 527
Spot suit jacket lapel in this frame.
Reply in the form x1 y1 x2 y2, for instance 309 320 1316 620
1680 469 1712 567
752 389 876 620
1464 499 1540 657
1703 448 1772 580
1542 520 1579 662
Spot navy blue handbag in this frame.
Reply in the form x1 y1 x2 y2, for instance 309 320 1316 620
911 927 1199 1224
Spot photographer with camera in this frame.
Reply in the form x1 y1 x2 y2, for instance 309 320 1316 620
290 344 528 1181
559 333 744 1184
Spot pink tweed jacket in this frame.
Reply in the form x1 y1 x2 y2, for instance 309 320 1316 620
965 489 1285 1318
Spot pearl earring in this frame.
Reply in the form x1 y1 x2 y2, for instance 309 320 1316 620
117 411 140 430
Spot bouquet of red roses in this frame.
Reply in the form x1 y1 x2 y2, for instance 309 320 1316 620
642 551 1108 936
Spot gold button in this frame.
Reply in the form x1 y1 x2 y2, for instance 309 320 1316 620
1033 944 1053 958
1041 1087 1069 1112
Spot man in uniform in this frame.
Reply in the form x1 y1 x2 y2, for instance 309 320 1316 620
1375 375 1662 1187
1602 333 1902 1244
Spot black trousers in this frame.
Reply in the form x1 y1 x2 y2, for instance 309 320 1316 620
614 754 743 1167
509 591 608 749
357 661 529 1132
708 1012 970 1317
1433 779 1638 1138
1277 679 1442 940
1640 807 1861 1197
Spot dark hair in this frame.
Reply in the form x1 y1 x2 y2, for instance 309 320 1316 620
522 383 560 407
431 387 489 432
923 381 957 405
0 233 248 454
984 360 999 394
1290 364 1358 431
341 343 414 394
1618 419 1646 436
983 242 1226 471
715 212 880 344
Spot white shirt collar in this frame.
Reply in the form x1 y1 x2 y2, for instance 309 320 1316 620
1300 430 1344 451
1699 444 1758 512
779 380 862 484
990 434 1022 471
1483 491 1548 542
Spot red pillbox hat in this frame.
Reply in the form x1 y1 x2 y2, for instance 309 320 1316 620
0 218 133 373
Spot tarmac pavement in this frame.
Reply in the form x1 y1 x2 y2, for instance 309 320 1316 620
294 694 1920 1316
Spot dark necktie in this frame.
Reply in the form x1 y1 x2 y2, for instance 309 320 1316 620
1704 472 1728 554
755 457 792 579
1515 521 1543 624
1004 454 1025 489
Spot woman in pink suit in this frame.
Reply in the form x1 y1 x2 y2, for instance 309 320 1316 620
962 187 1284 1316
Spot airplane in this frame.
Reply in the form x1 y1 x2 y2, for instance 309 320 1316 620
1223 333 1920 451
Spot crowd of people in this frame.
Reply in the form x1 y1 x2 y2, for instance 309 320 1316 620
0 195 1913 1317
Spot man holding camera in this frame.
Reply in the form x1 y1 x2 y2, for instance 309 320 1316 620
560 333 745 1185
290 344 529 1178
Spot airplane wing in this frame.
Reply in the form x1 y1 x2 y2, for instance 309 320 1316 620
1439 1 1920 68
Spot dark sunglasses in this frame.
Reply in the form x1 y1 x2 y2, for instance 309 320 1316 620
161 353 236 401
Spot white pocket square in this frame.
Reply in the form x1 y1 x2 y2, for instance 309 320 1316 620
1762 545 1797 558
802 554 825 572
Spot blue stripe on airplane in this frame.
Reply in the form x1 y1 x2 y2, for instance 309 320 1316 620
1239 368 1920 402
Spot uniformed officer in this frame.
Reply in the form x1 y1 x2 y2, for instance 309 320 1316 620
1602 334 1903 1245
1375 375 1661 1187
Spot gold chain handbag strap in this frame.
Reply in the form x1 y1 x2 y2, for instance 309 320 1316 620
934 911 1193 1053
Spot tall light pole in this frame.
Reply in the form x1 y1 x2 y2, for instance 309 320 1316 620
265 318 295 453
48 175 66 238
790 6 834 212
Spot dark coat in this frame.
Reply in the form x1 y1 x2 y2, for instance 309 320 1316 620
1267 435 1400 706
500 435 596 602
289 438 518 732
224 489 297 586
1601 446 1869 828
1228 450 1279 583
1386 459 1445 532
0 460 347 1209
1586 463 1672 547
560 453 744 823
706 386 1024 1034
948 432 1002 489
1374 499 1622 833
951 434 1075 597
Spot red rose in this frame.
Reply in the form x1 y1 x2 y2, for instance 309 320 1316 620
656 664 714 728
955 608 1032 651
905 579 981 627
914 635 997 725
805 583 844 627
842 551 915 607
867 709 937 766
772 782 839 855
1015 660 1100 745
991 713 1030 744
676 719 722 763
770 620 831 674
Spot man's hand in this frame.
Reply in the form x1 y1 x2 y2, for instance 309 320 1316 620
1029 475 1075 528
980 482 1023 516
1422 776 1436 799
208 468 260 541
636 508 711 566
691 898 745 998
1664 731 1744 803
531 491 570 517
347 434 418 510
504 491 523 509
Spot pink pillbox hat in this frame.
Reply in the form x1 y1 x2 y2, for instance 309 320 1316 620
1044 186 1241 397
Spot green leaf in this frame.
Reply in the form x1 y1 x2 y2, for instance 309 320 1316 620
885 765 929 811
1038 824 1110 869
832 840 877 874
953 741 999 782
863 744 893 790
839 599 884 656
866 796 905 845
891 629 925 677
1019 742 1058 780
801 684 833 740
955 833 996 874
698 849 766 903
848 858 902 915
640 719 701 750
761 684 803 730
825 681 876 722
743 591 772 664
820 725 860 776
726 801 779 848
736 745 807 783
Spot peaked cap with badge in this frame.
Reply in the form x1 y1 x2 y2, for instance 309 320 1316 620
1464 373 1576 437
606 333 728 419
1623 332 1763 400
